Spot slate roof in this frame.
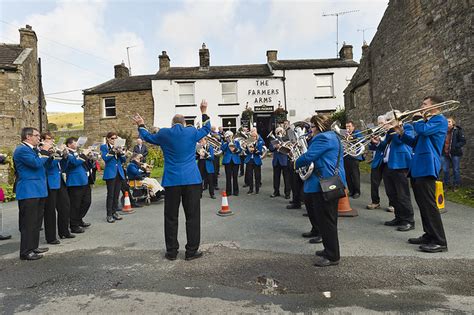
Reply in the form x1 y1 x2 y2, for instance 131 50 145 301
0 44 24 70
83 75 155 95
269 58 358 70
155 64 273 80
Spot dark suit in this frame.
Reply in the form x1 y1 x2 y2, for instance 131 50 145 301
133 143 148 162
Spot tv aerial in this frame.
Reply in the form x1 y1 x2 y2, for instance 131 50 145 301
322 10 360 57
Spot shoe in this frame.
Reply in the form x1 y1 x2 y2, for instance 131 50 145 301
165 252 177 261
397 223 415 232
408 236 430 245
302 231 318 238
352 193 360 199
20 252 43 261
132 203 143 208
233 192 239 196
0 234 12 240
302 213 309 217
255 190 259 194
47 239 61 245
107 216 115 223
242 184 248 188
112 213 123 220
289 200 295 204
80 221 91 228
309 236 323 244
314 257 339 267
285 195 291 199
270 193 281 198
386 206 395 212
210 195 216 199
33 247 49 254
287 204 301 210
366 203 380 210
59 234 76 239
419 243 448 253
185 251 203 261
70 226 85 233
247 190 253 195
215 187 220 190
384 218 402 226
315 250 326 257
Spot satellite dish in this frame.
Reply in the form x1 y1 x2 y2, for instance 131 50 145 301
22 95 38 106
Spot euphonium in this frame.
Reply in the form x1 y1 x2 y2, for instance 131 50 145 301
205 135 223 156
283 121 314 180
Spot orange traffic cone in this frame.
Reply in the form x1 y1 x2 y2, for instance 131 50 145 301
338 189 358 217
217 191 234 216
121 191 135 214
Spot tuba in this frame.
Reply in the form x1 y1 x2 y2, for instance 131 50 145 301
283 121 314 180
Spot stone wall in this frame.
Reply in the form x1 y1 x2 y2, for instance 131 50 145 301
0 164 9 185
83 90 154 143
345 0 473 183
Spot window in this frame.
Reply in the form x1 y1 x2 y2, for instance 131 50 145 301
103 97 116 118
314 74 334 98
184 116 196 127
221 81 237 104
178 82 195 105
222 117 237 134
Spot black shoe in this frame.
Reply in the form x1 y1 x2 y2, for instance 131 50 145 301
59 234 76 239
20 252 43 261
309 236 323 244
0 234 12 240
384 219 402 226
247 190 253 195
315 250 326 257
408 236 429 245
419 243 448 253
302 231 318 238
165 252 177 261
80 221 91 228
352 193 360 199
113 213 123 220
314 257 339 267
289 200 295 204
242 184 248 188
47 239 61 245
397 223 415 232
270 193 281 198
185 251 203 261
255 190 259 194
106 216 115 223
132 203 143 208
215 187 220 190
34 247 49 254
287 204 301 209
210 195 216 199
302 213 309 217
284 195 291 199
71 226 85 233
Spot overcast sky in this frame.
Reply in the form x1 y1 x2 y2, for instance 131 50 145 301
0 0 388 113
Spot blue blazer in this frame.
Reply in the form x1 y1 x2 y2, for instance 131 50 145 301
64 151 89 187
43 157 63 190
368 142 384 169
100 144 126 180
138 114 211 187
378 124 414 170
127 161 145 180
295 131 347 194
269 141 288 167
13 143 50 200
205 145 215 174
221 140 242 165
400 115 448 179
244 137 264 166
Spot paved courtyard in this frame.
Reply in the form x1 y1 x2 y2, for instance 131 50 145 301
1 163 473 313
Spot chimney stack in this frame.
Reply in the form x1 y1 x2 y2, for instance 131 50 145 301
159 51 170 72
266 50 278 63
19 25 37 51
339 42 353 60
361 41 369 57
199 43 210 70
114 62 130 79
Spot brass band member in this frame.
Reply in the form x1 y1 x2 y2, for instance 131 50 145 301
343 121 363 199
221 130 241 196
244 128 264 194
396 96 449 253
196 138 216 199
269 127 291 199
295 115 347 267
210 126 221 190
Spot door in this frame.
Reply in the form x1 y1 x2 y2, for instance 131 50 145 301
254 114 272 147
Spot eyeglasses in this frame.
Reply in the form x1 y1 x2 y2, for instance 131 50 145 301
110 137 117 140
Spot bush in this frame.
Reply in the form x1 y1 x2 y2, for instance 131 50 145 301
0 184 15 202
117 130 133 149
48 123 58 131
147 146 164 167
331 108 347 126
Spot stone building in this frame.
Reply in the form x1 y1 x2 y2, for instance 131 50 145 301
0 25 47 148
344 0 473 183
83 44 357 143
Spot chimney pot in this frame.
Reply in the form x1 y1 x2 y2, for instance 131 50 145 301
159 50 170 72
266 50 278 63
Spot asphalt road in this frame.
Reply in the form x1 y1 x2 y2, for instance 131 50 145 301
1 163 473 314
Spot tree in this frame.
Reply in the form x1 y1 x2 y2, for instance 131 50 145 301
47 123 58 131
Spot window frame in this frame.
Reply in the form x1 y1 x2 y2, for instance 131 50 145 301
102 97 117 118
219 80 238 106
220 115 238 134
314 73 335 99
177 81 196 107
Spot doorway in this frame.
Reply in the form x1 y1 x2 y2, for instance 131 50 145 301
254 114 273 147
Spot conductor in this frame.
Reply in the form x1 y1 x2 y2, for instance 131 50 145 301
132 100 211 261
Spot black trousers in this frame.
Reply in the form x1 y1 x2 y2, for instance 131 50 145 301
239 155 245 176
224 162 239 195
164 184 201 254
306 192 340 261
68 185 91 228
213 156 220 177
383 166 414 224
304 193 320 235
273 163 291 196
289 164 304 205
370 165 383 204
245 161 261 192
198 159 215 197
44 181 71 241
18 198 45 257
344 157 361 195
411 177 447 246
106 174 122 216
